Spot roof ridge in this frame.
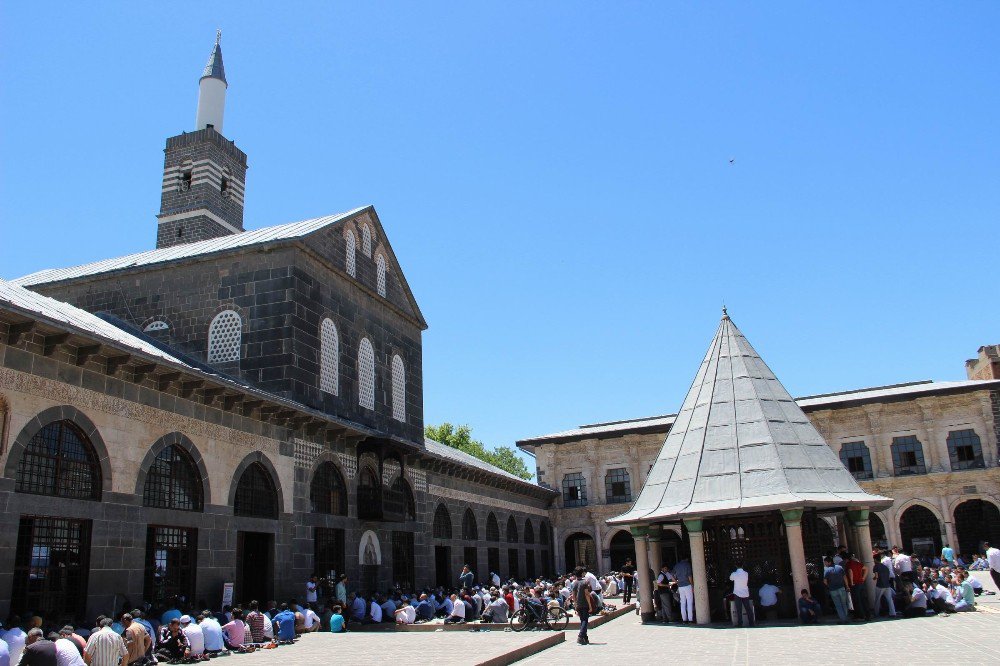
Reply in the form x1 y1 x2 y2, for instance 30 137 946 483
795 380 934 401
577 413 677 429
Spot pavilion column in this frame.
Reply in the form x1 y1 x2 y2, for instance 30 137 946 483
781 509 809 599
647 525 663 576
837 516 850 551
630 526 655 622
938 495 957 551
847 509 876 606
684 519 711 626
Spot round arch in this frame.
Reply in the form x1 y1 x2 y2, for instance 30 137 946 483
309 458 348 516
565 531 597 572
895 497 945 523
4 405 113 494
433 503 453 539
953 498 1000 558
135 432 210 506
506 516 519 543
868 513 888 549
947 493 1000 518
608 530 636 570
899 503 942 556
486 512 500 542
228 451 285 515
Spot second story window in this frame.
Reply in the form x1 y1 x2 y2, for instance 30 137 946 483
947 429 985 471
345 230 357 277
562 472 587 508
358 337 375 410
838 441 873 480
361 223 372 257
605 467 632 503
207 310 242 363
319 318 339 396
376 254 387 297
890 435 926 476
391 354 405 422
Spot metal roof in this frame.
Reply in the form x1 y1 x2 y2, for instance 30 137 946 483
609 312 892 526
424 437 555 495
12 208 368 287
201 40 227 84
517 415 676 445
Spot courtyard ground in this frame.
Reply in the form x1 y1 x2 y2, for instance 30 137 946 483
241 572 1000 666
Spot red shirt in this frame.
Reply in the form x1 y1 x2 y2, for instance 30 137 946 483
846 560 865 587
504 593 515 611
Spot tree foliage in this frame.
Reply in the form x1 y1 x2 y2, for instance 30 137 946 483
425 423 534 481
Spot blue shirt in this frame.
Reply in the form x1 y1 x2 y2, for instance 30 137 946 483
673 560 693 587
272 610 296 641
824 565 847 590
0 638 9 666
350 597 366 620
942 547 955 562
161 609 182 626
328 614 345 633
442 597 453 616
415 600 434 620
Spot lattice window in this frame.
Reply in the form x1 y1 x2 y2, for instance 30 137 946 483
357 466 383 520
376 254 387 297
392 531 415 591
143 445 203 511
144 320 169 332
386 476 416 521
12 517 91 619
462 509 479 540
524 519 535 544
358 337 375 410
605 467 632 503
391 354 405 421
16 420 101 500
310 462 347 515
507 516 519 543
361 223 372 257
562 472 587 507
433 504 452 539
319 318 339 395
207 310 242 363
233 462 279 519
486 513 500 542
838 441 873 480
345 230 357 277
144 526 197 605
890 435 927 476
947 429 985 471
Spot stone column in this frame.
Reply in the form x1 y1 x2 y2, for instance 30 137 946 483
630 526 655 622
684 519 711 626
938 495 957 552
552 526 564 574
847 509 876 606
781 509 809 599
837 516 850 551
592 516 609 573
647 524 663 576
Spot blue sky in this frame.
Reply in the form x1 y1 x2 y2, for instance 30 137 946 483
2 2 997 473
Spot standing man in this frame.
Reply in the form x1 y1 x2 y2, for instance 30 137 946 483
573 566 595 645
728 562 755 627
655 565 676 622
823 556 850 623
673 554 694 624
306 575 319 605
459 564 474 590
941 543 955 567
845 552 872 621
892 546 913 591
620 559 636 605
986 542 1000 592
872 552 897 617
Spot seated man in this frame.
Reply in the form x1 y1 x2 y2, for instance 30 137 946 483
222 609 248 650
180 615 205 660
367 597 383 624
302 603 322 632
414 594 435 622
329 606 346 633
156 618 190 663
797 589 821 624
758 579 781 622
444 594 466 624
394 600 415 625
483 595 509 623
349 594 366 624
199 611 225 655
953 573 976 612
272 604 297 643
902 585 929 618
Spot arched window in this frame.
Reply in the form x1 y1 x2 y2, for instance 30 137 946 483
143 320 169 333
890 436 926 476
605 468 632 503
310 462 347 515
361 223 372 257
358 337 375 410
345 230 357 277
391 354 405 422
540 521 550 545
946 430 985 470
524 519 535 544
839 441 873 480
207 310 242 363
462 509 479 540
433 504 452 539
486 513 500 542
319 318 339 395
388 476 416 521
357 466 382 520
16 420 101 500
507 516 519 543
562 472 587 507
233 462 278 519
376 254 387 297
143 444 203 511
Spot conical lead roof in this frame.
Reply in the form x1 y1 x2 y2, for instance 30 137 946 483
201 37 227 84
610 311 891 525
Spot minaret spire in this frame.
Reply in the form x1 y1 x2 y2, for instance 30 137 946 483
195 32 228 132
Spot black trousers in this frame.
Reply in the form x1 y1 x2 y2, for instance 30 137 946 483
622 578 633 604
991 569 1000 593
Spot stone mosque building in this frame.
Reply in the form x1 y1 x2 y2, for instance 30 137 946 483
0 37 556 622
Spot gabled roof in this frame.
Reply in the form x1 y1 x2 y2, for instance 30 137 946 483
610 312 891 526
424 437 556 497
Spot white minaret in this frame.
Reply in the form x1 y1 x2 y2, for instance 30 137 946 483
195 30 227 132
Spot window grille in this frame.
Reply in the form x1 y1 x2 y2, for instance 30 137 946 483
540 522 550 545
233 462 279 518
507 516 519 543
392 531 415 591
310 462 347 515
462 509 479 540
358 338 375 410
144 321 169 332
12 517 91 619
376 254 387 297
890 436 927 476
345 230 357 277
947 429 985 470
486 513 500 542
361 223 372 257
144 526 197 605
838 441 873 480
605 467 632 503
315 527 346 580
357 467 382 520
433 504 452 539
391 354 405 421
207 310 241 363
319 318 339 395
524 519 535 544
562 472 587 507
16 420 101 500
143 445 203 511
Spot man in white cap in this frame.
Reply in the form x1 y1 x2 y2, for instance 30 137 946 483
180 615 206 659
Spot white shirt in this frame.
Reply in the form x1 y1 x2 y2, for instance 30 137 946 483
730 568 750 598
369 601 382 623
758 584 780 607
881 554 896 577
303 608 320 629
306 581 318 603
492 573 501 586
893 553 913 573
55 638 85 666
403 605 417 624
262 614 274 639
987 547 1000 573
450 599 466 619
1 628 26 665
182 623 205 655
585 572 601 592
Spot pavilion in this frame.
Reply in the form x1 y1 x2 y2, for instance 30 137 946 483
609 309 893 623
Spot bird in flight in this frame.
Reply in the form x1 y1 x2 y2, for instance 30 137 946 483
729 158 735 164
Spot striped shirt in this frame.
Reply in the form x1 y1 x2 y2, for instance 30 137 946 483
84 627 127 666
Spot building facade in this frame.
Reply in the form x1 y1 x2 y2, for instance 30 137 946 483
0 38 556 623
519 375 1000 575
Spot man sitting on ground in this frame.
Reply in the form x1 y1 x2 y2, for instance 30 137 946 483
444 594 466 624
414 594 435 622
798 589 821 624
198 611 225 656
329 606 346 633
156 618 190 663
272 604 297 644
222 609 249 651
179 615 205 661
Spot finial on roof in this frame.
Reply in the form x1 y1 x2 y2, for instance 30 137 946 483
722 304 729 319
216 29 222 46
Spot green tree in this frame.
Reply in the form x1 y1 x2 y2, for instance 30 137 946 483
425 423 534 481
